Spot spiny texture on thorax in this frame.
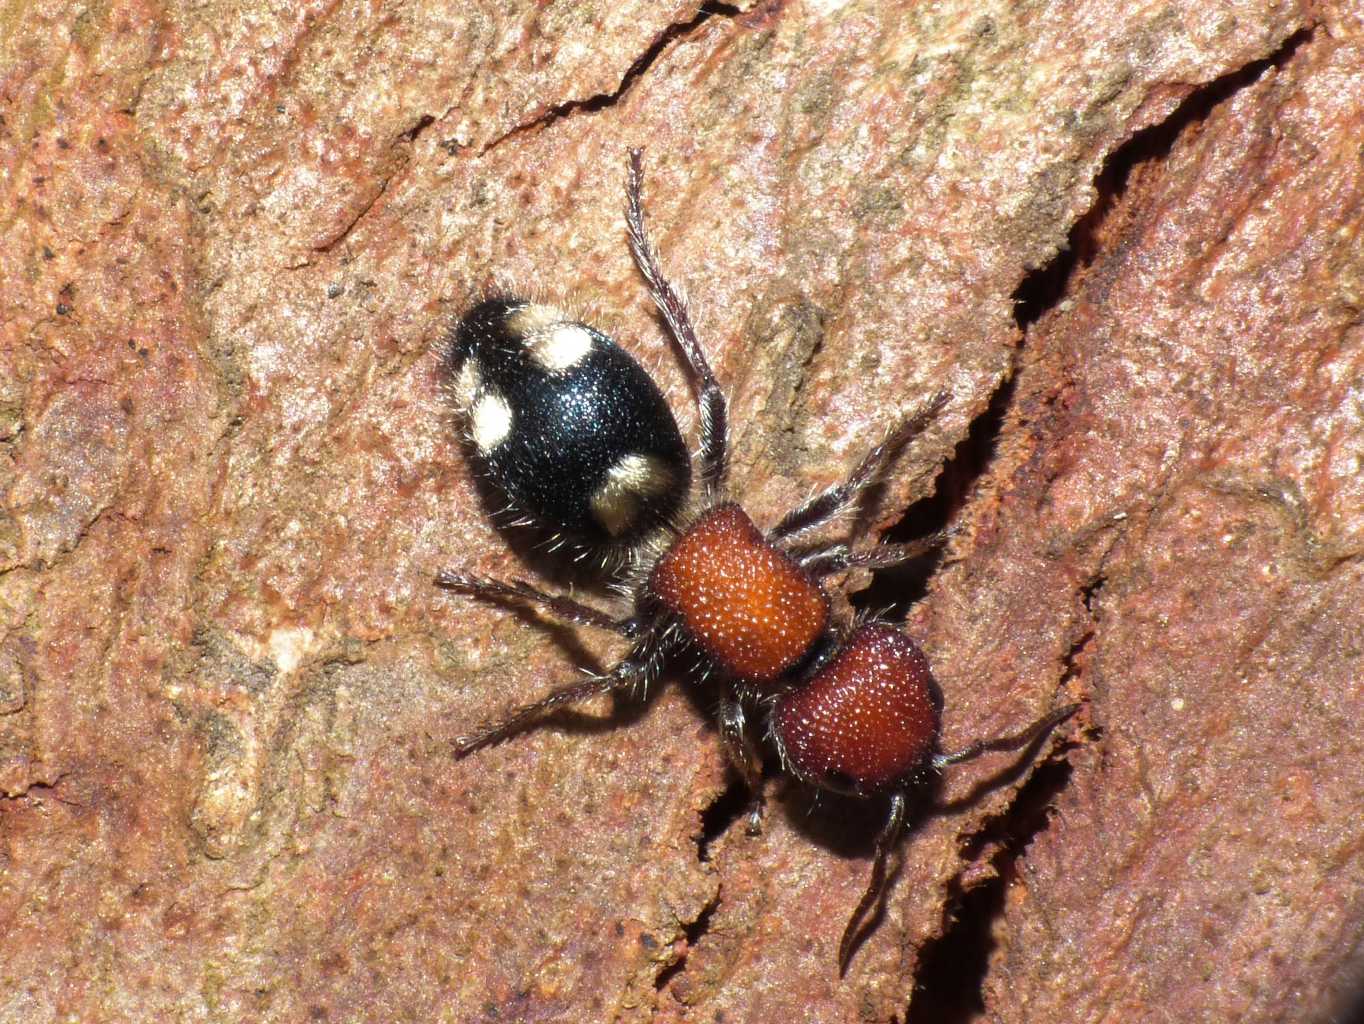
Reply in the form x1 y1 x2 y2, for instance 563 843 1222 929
772 623 938 795
649 502 828 688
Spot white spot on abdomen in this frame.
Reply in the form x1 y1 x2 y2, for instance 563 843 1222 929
454 358 482 410
526 323 594 371
590 453 674 536
472 392 513 452
506 303 570 335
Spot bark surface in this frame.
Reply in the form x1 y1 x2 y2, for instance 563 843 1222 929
1 1 1361 1022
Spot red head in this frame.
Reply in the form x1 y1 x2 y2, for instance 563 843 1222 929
771 622 939 797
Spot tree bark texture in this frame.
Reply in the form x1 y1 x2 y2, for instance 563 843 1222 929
1 1 1362 1022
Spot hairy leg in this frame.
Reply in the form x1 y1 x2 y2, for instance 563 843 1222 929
771 391 949 542
453 642 664 757
436 571 639 637
625 150 729 494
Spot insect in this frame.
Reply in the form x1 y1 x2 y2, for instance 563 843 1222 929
439 150 1080 973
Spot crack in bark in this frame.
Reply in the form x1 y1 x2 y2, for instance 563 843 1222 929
852 377 1013 617
314 3 746 252
1012 24 1315 331
311 110 437 253
649 770 742 1000
652 890 719 998
2 770 73 803
899 24 1319 1023
697 774 753 863
906 754 1078 1023
312 163 396 253
480 2 744 156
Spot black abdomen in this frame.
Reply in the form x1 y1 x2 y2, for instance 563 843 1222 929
449 298 691 548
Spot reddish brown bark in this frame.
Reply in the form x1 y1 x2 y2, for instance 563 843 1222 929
2 1 1360 1022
